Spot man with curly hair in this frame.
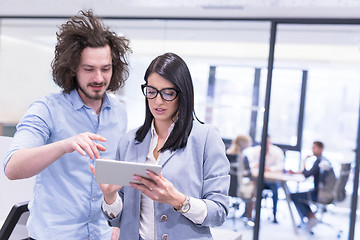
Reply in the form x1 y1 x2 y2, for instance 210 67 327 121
3 10 131 239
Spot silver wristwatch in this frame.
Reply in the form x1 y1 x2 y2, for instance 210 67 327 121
174 196 191 213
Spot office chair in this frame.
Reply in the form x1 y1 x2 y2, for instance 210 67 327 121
228 154 242 230
227 154 255 230
311 162 351 238
0 201 29 240
260 187 274 219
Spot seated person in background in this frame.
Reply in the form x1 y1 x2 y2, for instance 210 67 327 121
226 134 253 179
247 136 285 223
226 135 255 206
290 141 334 234
227 134 252 156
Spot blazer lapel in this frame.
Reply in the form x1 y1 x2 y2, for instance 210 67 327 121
158 149 178 166
134 131 152 164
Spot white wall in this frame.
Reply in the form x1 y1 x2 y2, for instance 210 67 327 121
0 33 59 124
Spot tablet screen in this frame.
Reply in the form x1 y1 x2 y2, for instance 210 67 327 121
95 159 162 186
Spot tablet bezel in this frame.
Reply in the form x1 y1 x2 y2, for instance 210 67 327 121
95 159 162 186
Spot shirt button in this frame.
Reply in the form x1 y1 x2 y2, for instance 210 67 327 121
161 234 169 240
160 215 168 222
89 218 92 222
92 197 95 201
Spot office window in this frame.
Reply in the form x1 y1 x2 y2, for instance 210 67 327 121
275 23 360 153
305 68 360 174
257 68 303 145
211 66 255 139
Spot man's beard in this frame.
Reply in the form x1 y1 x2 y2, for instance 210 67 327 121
78 83 105 100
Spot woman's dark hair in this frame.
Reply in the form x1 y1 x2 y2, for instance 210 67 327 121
135 52 201 152
51 10 132 93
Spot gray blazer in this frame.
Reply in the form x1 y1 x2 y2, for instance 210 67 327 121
109 121 230 240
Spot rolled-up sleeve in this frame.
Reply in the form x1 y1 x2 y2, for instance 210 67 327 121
3 100 51 171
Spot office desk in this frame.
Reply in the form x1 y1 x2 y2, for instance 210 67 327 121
252 171 304 234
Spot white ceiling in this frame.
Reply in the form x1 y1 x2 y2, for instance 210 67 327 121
0 0 360 19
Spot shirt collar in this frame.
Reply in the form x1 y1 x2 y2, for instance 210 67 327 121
69 89 111 111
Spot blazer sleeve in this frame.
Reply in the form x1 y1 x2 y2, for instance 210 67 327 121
199 125 230 227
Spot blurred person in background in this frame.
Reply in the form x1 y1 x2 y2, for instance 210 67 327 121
227 134 256 220
247 136 285 223
290 141 335 234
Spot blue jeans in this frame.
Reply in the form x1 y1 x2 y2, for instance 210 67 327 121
263 181 280 218
291 190 317 221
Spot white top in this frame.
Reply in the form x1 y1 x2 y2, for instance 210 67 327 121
102 121 207 240
247 144 284 172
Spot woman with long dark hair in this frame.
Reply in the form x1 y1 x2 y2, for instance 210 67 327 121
93 52 230 240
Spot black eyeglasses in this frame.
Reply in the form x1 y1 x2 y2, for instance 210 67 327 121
141 84 179 101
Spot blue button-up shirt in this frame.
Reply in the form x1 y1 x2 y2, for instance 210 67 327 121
3 89 127 239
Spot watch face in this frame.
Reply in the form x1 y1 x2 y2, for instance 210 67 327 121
181 202 191 213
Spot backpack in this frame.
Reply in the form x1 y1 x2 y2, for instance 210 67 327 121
317 158 337 204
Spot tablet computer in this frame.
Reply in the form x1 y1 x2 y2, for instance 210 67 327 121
95 159 162 186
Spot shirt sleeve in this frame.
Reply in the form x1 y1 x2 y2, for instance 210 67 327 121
303 158 321 178
102 193 123 220
182 197 208 224
3 100 51 170
268 146 285 172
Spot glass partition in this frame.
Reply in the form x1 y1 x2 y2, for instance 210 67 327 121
272 23 360 240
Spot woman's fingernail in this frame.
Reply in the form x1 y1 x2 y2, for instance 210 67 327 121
133 176 138 180
146 170 150 175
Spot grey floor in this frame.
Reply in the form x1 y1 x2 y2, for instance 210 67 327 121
212 196 360 240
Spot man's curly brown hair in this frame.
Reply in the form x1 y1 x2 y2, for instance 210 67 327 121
51 10 132 93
